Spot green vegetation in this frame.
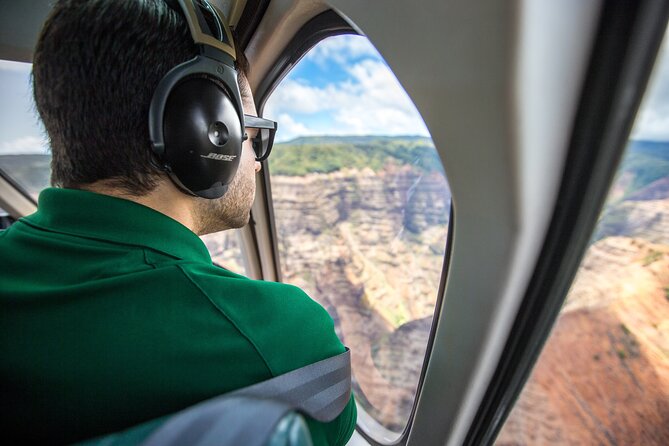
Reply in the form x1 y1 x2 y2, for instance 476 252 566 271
664 287 669 301
642 250 663 266
270 136 444 176
617 349 626 360
617 140 669 196
592 205 631 241
591 140 669 242
619 153 669 196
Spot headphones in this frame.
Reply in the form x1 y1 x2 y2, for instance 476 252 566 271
149 0 244 199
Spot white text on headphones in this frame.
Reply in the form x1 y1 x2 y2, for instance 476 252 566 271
200 153 237 162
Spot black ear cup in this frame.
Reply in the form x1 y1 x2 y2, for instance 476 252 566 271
162 77 243 199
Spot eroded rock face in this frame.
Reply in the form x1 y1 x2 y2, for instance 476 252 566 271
271 165 669 441
272 167 451 431
272 166 450 238
596 177 669 244
596 198 669 244
271 164 669 442
498 237 669 445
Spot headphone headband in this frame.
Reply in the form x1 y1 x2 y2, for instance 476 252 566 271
173 0 236 61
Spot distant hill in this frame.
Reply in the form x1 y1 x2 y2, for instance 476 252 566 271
627 177 669 201
617 140 669 198
0 136 444 193
628 139 669 161
270 135 442 176
283 135 432 146
0 154 51 198
594 140 669 243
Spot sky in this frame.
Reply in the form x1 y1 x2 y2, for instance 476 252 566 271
263 35 429 142
631 29 669 141
0 59 47 155
1 33 669 154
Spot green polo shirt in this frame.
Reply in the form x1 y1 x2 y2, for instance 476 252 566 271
0 188 356 445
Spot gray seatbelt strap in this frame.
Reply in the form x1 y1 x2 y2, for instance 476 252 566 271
227 347 351 422
141 348 351 446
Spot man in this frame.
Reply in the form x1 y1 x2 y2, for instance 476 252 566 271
0 0 356 444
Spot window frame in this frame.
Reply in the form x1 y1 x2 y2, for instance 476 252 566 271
463 2 669 444
0 167 37 218
254 10 358 283
253 11 455 445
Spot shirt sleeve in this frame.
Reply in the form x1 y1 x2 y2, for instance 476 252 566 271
305 394 357 446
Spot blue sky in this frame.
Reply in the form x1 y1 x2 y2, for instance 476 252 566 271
0 60 47 154
631 29 669 141
1 33 669 154
263 35 430 142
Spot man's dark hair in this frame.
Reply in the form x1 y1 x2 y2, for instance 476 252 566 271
33 0 249 195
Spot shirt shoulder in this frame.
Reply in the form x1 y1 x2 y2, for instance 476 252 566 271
177 263 346 377
178 263 357 446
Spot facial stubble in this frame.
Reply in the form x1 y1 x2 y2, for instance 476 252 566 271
193 160 256 235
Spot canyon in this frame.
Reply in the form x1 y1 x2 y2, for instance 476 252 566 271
497 236 669 445
265 137 669 442
2 137 667 444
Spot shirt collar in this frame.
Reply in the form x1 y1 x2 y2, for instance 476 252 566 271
23 188 212 264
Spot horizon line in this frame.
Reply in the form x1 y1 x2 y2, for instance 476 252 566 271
274 135 669 144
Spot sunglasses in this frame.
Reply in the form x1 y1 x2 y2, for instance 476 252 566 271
244 115 278 162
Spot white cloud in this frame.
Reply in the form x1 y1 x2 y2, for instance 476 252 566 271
632 107 669 140
0 136 49 155
0 59 32 73
274 113 314 142
265 59 429 139
265 80 337 115
631 29 669 141
330 60 429 136
304 35 382 67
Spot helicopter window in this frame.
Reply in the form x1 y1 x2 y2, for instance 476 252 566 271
263 34 452 440
0 59 49 201
497 28 669 445
200 230 249 275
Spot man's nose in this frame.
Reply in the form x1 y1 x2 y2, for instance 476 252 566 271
255 161 262 172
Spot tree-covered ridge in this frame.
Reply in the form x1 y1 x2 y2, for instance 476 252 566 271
269 135 443 176
616 140 669 198
593 140 669 243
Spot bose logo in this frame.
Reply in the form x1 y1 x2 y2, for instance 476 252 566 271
201 153 237 162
